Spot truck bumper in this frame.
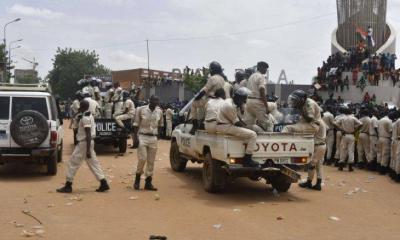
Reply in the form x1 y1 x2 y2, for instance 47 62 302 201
223 164 302 182
0 148 55 162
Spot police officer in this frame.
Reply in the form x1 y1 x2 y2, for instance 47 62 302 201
83 91 101 118
377 112 392 174
190 61 226 134
71 91 83 145
389 111 400 180
299 115 327 191
133 95 163 191
112 86 124 117
368 110 379 170
103 82 114 119
322 105 335 165
57 100 109 193
333 106 346 166
357 108 371 169
165 106 174 138
204 88 226 134
283 89 321 134
115 91 135 130
233 70 246 91
216 87 259 167
335 106 362 171
244 62 272 131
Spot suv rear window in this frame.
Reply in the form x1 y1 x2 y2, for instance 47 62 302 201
12 97 48 119
0 97 10 120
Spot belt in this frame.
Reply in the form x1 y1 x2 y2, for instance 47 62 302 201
248 97 261 99
139 133 158 137
217 122 229 125
205 119 216 123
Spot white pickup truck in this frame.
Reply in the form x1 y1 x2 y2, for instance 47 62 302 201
170 123 314 193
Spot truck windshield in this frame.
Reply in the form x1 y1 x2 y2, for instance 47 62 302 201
12 97 49 119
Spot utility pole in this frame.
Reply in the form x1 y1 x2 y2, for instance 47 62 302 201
146 39 150 83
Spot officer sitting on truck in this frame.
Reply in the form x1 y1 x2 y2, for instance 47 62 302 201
114 91 135 131
216 87 259 168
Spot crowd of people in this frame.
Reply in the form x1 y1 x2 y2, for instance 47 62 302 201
315 39 399 91
321 102 400 183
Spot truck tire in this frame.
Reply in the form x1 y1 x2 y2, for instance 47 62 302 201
118 138 127 153
269 174 292 192
46 152 58 176
202 152 227 193
169 141 187 172
10 110 49 148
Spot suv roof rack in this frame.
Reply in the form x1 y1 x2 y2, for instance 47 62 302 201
0 83 52 93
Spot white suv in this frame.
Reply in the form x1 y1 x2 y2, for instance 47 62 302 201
0 83 63 175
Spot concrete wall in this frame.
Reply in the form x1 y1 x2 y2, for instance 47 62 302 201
142 81 194 102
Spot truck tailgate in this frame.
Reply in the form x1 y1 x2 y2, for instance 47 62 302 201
226 133 314 160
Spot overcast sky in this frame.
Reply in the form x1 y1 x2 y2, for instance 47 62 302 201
1 0 400 84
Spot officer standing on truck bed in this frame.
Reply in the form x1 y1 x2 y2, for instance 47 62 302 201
57 99 110 193
133 95 163 191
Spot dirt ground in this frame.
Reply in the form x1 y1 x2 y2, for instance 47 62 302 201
1 123 400 240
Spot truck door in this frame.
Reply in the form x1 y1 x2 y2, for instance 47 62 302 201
0 96 11 148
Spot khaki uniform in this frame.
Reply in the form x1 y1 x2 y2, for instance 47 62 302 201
190 74 225 120
335 115 362 164
308 120 327 181
377 116 392 167
165 108 174 137
204 98 225 134
369 116 379 162
84 97 101 118
283 98 321 134
134 105 163 177
322 111 335 160
115 99 135 128
391 120 400 171
334 114 345 160
71 99 80 129
83 85 95 97
244 72 273 131
223 82 233 99
357 116 371 163
104 89 114 119
66 112 105 182
216 99 257 155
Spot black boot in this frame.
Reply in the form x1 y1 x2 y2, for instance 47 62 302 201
144 177 158 191
395 174 400 183
242 154 259 168
389 170 396 180
189 120 198 135
96 179 110 192
57 181 72 193
348 163 354 172
299 179 312 189
311 178 322 191
134 174 141 190
338 162 344 171
369 161 377 171
334 159 339 167
357 162 365 169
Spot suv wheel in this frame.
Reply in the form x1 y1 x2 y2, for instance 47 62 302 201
170 140 187 172
47 151 58 176
202 152 227 193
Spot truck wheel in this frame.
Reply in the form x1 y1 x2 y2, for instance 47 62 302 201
202 152 227 193
269 174 291 192
169 141 187 172
46 152 58 176
118 138 127 153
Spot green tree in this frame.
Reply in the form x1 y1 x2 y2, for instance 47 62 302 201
0 44 10 82
47 48 110 99
183 68 209 93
